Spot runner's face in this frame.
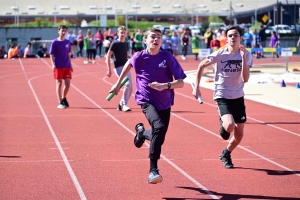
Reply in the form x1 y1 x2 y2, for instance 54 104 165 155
226 29 241 46
118 30 127 39
58 28 68 37
145 31 162 49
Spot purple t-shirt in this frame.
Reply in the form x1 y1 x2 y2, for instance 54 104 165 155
49 38 71 68
269 35 278 48
130 50 186 110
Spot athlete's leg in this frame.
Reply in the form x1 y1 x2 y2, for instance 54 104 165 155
227 123 244 152
56 79 63 102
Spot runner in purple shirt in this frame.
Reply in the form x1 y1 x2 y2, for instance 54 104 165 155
109 27 186 184
49 25 73 109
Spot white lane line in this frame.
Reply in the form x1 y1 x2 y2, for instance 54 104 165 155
0 72 35 79
171 112 300 177
18 59 87 200
102 159 153 162
0 160 73 163
103 72 300 176
70 83 219 200
86 66 300 177
247 116 300 137
102 74 300 137
62 60 300 198
175 89 300 137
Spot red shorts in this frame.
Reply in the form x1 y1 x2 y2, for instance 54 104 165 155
54 68 72 79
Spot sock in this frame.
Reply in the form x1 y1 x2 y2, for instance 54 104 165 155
223 148 231 155
150 159 158 170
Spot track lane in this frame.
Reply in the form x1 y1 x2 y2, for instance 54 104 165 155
1 57 299 199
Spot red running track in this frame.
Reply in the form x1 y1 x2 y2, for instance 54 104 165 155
0 57 299 200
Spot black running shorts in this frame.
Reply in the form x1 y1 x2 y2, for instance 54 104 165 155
216 97 246 123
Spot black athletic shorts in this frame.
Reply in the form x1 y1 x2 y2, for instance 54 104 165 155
216 97 246 123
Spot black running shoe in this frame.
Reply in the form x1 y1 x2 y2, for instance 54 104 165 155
148 168 163 184
219 118 230 140
134 123 145 148
219 151 234 169
117 104 122 111
62 98 69 107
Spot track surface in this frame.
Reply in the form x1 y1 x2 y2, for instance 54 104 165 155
0 56 300 200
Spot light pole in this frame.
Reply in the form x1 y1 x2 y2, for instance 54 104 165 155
12 6 19 27
275 0 279 34
230 1 233 25
115 6 117 26
196 4 206 26
96 6 99 27
255 5 257 23
115 8 123 26
54 5 57 27
152 5 160 23
132 3 140 30
152 10 160 23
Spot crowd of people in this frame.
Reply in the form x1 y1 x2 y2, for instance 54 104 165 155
2 20 299 62
0 42 51 59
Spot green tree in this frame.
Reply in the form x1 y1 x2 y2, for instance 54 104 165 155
117 15 125 27
250 20 262 31
200 18 209 35
208 13 224 23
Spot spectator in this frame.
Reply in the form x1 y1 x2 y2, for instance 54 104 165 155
297 36 300 46
191 33 201 60
130 33 136 55
90 33 97 63
94 28 104 57
216 29 222 40
162 31 172 53
270 31 279 58
204 28 213 49
8 44 19 59
17 45 24 57
243 28 253 48
210 34 220 51
252 29 260 48
0 46 7 59
170 31 180 57
24 42 36 58
84 29 95 64
103 27 109 39
134 29 143 52
104 29 114 56
181 30 190 60
77 30 84 57
259 19 272 58
219 30 227 47
37 43 50 58
69 30 77 57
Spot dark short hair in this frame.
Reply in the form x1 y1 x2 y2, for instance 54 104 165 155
144 28 161 39
225 25 243 36
58 25 68 31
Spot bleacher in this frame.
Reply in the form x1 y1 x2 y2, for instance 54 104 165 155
0 0 293 17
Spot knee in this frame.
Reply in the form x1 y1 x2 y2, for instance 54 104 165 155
152 126 167 144
153 125 167 135
56 80 62 86
224 122 235 133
